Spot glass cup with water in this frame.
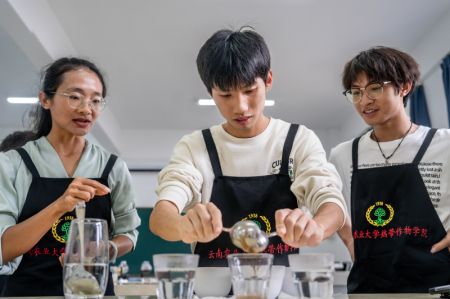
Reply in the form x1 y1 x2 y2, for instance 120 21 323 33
227 253 273 299
288 253 334 299
153 254 199 299
63 218 109 299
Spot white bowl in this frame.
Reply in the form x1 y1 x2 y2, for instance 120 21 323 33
267 265 286 299
281 267 300 297
194 267 232 298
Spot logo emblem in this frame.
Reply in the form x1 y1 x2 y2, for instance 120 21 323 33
366 201 394 227
52 215 74 243
241 213 271 234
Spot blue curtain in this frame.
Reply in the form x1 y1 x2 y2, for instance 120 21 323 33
410 85 431 127
441 55 450 126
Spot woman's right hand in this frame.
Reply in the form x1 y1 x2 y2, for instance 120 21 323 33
57 177 110 213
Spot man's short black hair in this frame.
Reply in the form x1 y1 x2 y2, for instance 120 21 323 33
196 27 271 94
342 46 420 106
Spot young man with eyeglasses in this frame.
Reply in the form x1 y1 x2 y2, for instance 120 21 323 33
330 46 450 293
150 27 347 267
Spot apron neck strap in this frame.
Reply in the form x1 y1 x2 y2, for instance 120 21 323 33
412 128 437 164
202 129 223 177
101 154 118 179
16 148 40 178
280 124 299 175
351 136 362 171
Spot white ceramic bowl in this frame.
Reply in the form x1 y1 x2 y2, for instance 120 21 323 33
267 265 286 299
281 267 300 297
194 267 232 298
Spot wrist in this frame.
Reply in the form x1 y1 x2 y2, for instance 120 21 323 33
109 240 118 263
49 199 67 219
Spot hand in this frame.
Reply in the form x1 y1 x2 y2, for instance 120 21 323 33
275 208 324 248
57 177 110 213
431 230 450 253
178 202 222 243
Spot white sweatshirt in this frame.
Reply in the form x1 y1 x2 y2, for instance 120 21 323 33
156 118 347 221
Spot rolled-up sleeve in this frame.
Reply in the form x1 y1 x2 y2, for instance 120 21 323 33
109 158 141 249
0 153 22 273
290 129 347 226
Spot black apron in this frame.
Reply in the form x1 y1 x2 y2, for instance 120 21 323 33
2 148 117 297
347 128 450 293
195 124 300 267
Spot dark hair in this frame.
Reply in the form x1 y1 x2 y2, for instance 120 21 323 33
342 46 420 106
0 130 37 152
196 27 271 94
32 57 107 138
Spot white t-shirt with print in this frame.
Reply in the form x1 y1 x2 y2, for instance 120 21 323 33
329 126 450 231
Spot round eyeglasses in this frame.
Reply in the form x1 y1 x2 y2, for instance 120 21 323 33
342 81 391 104
51 92 106 111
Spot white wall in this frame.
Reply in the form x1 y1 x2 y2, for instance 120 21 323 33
0 127 19 141
121 128 191 169
130 171 159 208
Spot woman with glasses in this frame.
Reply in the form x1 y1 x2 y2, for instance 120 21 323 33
330 47 450 293
0 57 140 296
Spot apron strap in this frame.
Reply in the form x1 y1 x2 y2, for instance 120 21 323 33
351 136 362 172
280 124 299 175
101 154 118 179
202 129 223 177
412 128 437 164
15 148 40 178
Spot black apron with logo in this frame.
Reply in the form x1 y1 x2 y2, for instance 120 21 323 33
347 128 450 293
2 148 117 297
195 124 300 267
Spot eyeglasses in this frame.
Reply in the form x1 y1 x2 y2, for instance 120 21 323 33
342 81 391 104
51 92 106 111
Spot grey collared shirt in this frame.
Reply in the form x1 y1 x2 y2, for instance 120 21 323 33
0 137 140 274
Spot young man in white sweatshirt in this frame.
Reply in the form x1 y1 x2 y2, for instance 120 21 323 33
150 27 347 266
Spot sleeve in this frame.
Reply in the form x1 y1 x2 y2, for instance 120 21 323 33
329 145 351 213
155 135 203 214
0 152 23 273
108 157 141 249
290 129 348 225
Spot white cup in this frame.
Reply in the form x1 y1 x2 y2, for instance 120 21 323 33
194 267 232 298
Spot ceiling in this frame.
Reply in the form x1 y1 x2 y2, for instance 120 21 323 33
1 0 450 161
